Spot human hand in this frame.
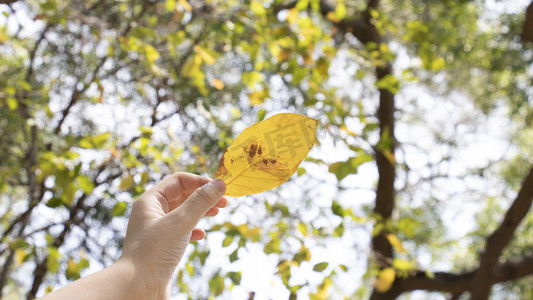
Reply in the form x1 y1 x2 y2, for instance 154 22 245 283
117 173 227 298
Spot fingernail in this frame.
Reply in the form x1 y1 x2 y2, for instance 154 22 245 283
211 179 226 193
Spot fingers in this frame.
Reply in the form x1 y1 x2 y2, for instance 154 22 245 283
215 196 228 208
169 179 226 232
147 173 212 207
205 206 220 217
190 229 206 241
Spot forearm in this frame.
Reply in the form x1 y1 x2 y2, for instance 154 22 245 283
39 257 164 300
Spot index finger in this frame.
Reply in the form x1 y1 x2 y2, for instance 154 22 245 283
147 172 227 213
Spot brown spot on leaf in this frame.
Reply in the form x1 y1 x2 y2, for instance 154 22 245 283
255 158 291 177
216 150 228 177
249 143 257 158
262 158 277 166
257 146 263 156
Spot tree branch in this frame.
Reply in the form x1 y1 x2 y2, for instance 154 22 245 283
373 165 533 299
470 165 533 299
0 0 19 5
278 0 396 277
27 166 121 298
522 0 533 43
375 253 533 298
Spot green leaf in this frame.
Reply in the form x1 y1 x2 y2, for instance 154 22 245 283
61 183 77 205
112 201 128 217
339 264 348 272
144 44 160 63
250 1 266 16
331 200 344 217
140 172 150 185
257 109 267 121
376 74 400 94
229 249 239 262
328 153 373 181
313 262 329 272
46 197 62 208
222 235 234 247
119 175 134 191
335 3 346 20
17 80 32 91
241 71 263 88
46 247 61 273
264 237 281 254
297 222 308 236
66 259 80 280
66 257 90 280
165 0 176 11
293 245 311 265
393 258 414 271
295 0 310 10
78 132 111 149
208 272 225 296
6 98 18 111
9 238 29 250
334 222 344 237
77 176 94 194
227 271 241 285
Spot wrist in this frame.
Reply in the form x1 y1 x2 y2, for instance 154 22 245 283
113 256 169 300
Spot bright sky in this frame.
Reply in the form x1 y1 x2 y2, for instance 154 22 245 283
1 1 531 299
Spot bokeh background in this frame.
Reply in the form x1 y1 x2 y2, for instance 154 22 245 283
1 0 533 299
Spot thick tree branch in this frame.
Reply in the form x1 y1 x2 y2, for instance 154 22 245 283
324 0 397 276
376 253 533 298
374 165 533 299
470 165 533 299
0 0 19 5
277 0 395 276
522 0 533 43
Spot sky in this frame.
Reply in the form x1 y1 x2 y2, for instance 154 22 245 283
1 0 531 299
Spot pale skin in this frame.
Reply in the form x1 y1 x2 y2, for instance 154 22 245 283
39 173 228 300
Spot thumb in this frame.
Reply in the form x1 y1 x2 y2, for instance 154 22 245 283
170 179 226 231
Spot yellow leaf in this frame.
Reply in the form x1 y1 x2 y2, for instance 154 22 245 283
339 125 356 137
326 11 340 23
216 113 318 196
248 90 268 105
375 267 395 293
276 49 292 62
386 234 407 254
286 8 299 25
119 175 134 191
0 31 8 43
182 54 202 77
178 0 192 11
15 249 27 265
210 79 224 90
144 44 160 63
165 0 176 12
194 45 215 65
45 285 54 294
250 1 266 16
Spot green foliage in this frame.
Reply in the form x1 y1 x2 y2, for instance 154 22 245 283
313 262 329 272
1 0 532 299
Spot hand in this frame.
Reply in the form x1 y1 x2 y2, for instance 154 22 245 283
39 173 227 300
118 173 227 298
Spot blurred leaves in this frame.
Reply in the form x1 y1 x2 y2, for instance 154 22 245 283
1 0 533 299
